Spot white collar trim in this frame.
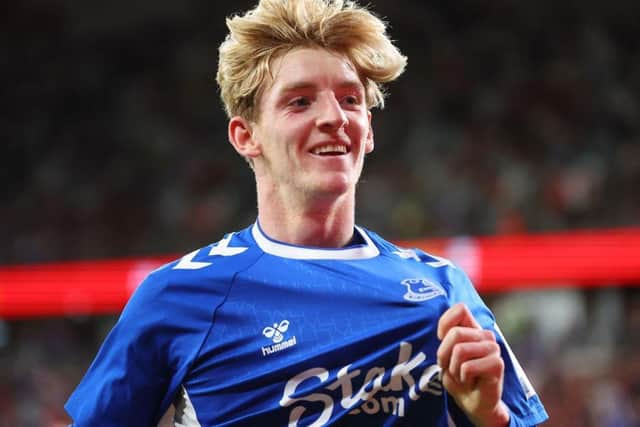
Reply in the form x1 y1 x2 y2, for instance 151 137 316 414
251 223 380 260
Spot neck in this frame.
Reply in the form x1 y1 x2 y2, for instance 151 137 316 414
256 186 356 248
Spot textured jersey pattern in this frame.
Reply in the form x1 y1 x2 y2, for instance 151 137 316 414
66 223 548 427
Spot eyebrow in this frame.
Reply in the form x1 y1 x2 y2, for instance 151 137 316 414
277 79 365 95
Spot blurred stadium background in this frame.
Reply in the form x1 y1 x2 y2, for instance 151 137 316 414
2 0 640 425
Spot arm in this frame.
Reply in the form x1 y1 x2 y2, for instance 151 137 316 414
65 267 214 426
437 303 511 427
65 279 176 426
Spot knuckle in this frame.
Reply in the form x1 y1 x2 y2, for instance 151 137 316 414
487 341 500 354
449 326 461 340
460 361 472 376
451 342 466 359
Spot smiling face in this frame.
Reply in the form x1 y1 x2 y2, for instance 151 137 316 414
229 48 374 209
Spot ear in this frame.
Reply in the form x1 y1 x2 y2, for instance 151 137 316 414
228 116 261 158
365 110 374 154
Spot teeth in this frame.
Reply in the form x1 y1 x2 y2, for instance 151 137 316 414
312 144 348 155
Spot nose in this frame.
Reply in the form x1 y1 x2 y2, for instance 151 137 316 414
316 94 348 131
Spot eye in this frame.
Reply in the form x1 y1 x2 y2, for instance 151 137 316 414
341 94 361 106
288 96 311 108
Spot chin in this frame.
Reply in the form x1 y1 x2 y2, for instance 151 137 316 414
315 178 355 197
304 170 360 197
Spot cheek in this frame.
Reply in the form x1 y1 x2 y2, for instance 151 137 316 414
349 117 371 146
287 122 314 148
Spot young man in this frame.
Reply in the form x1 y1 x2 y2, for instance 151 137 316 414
66 0 548 426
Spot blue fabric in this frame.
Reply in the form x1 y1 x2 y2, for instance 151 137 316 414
66 223 548 426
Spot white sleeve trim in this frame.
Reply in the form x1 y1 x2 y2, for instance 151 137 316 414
494 324 537 399
173 386 202 427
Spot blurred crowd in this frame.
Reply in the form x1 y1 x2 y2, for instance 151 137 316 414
1 0 639 425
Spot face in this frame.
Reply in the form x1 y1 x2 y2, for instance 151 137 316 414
230 48 374 205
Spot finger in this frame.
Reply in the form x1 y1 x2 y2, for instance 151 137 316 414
458 353 504 388
437 303 482 340
449 339 501 383
437 328 495 372
440 370 462 397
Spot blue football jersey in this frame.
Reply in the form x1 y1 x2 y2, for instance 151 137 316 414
65 223 548 426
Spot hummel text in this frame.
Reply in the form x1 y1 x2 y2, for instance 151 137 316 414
261 336 297 356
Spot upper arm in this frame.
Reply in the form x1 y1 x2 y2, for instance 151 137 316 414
65 271 216 426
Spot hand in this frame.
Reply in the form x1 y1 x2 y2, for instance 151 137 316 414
437 303 510 427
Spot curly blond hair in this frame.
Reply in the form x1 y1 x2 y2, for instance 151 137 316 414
216 0 407 121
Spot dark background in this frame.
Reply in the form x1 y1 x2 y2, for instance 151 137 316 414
1 0 639 425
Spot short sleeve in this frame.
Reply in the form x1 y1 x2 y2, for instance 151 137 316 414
65 267 217 426
444 265 549 426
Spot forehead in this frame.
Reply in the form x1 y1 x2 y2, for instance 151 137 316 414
266 48 363 96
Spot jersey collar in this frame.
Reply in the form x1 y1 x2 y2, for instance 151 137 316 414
251 222 380 260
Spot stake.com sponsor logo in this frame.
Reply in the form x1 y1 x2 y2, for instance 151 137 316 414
279 342 443 426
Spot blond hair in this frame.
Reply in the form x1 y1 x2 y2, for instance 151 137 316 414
216 0 407 121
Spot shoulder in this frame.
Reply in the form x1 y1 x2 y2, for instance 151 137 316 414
145 226 262 287
361 226 475 293
126 226 264 317
362 227 459 270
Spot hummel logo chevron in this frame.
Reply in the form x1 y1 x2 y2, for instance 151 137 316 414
425 254 454 268
393 249 455 269
393 248 420 262
174 233 248 270
208 233 248 257
174 249 212 270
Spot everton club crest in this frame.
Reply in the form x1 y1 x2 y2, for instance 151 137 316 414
401 278 445 302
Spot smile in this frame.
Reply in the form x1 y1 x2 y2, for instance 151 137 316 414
311 144 349 156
